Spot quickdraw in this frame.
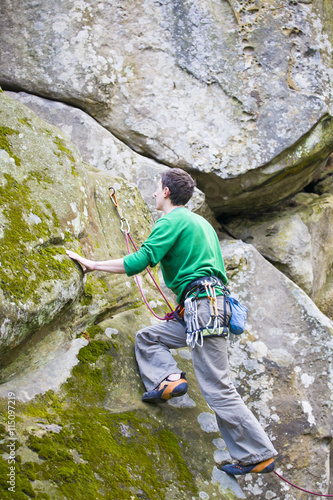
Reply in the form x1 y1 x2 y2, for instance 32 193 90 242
184 296 203 349
109 187 174 320
204 283 220 334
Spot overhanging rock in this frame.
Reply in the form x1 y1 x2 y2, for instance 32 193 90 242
1 0 332 215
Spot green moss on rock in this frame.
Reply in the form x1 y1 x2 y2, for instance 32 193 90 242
18 117 33 129
71 165 79 177
53 137 76 164
84 324 104 339
0 173 74 304
76 339 113 364
21 407 196 500
9 335 198 500
27 171 54 186
0 126 21 165
66 339 115 402
80 275 109 306
0 454 38 499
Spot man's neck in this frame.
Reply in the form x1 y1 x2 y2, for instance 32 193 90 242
162 204 184 215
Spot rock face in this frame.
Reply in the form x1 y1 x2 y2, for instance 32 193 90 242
1 92 332 499
0 92 157 361
0 92 247 500
1 0 333 215
225 189 333 319
222 240 333 498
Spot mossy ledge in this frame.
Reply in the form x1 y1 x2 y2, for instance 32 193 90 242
0 336 198 500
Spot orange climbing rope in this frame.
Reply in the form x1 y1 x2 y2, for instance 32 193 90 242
109 187 174 320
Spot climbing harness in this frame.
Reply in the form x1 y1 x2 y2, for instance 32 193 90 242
182 275 248 340
181 275 228 301
273 471 333 497
183 277 230 349
109 187 174 321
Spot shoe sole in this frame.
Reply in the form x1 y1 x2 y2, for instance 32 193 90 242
142 382 188 404
220 458 275 475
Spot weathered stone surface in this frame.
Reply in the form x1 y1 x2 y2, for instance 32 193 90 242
0 93 84 359
222 239 333 498
0 92 160 361
224 189 333 318
1 0 333 215
3 91 166 220
314 154 333 195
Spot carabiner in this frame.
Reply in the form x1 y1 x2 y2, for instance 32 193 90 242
120 217 131 233
109 187 118 206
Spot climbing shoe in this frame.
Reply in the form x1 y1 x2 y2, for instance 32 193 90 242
219 457 275 475
142 373 188 404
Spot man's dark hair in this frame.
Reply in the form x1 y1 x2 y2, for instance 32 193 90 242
161 168 196 206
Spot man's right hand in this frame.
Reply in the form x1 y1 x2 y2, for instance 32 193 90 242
66 250 96 273
65 250 126 275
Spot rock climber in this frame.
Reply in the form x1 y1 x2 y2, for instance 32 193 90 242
66 168 277 475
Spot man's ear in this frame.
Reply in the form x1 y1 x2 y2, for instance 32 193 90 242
163 186 170 198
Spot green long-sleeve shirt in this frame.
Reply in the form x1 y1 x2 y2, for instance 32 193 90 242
123 207 227 303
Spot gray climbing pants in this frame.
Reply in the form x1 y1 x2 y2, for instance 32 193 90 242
135 296 277 465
